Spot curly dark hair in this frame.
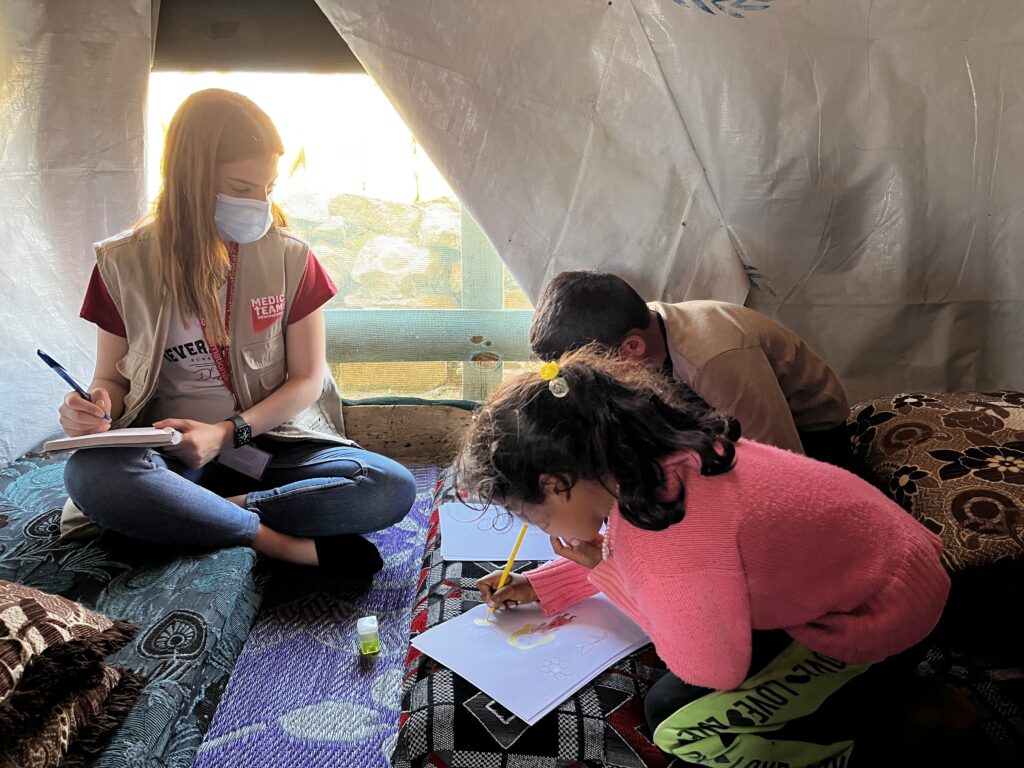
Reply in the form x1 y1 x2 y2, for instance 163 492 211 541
454 346 738 531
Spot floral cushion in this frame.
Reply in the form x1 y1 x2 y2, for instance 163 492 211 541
0 580 144 768
0 579 128 703
848 391 1024 571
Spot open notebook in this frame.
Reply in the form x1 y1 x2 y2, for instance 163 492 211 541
43 427 182 453
412 594 649 724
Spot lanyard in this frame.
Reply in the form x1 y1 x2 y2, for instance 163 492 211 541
199 241 239 409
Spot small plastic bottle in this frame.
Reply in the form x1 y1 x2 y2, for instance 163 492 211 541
357 615 380 655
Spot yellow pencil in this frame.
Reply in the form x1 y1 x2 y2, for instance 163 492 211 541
487 523 530 620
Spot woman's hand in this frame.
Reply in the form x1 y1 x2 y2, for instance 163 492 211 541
477 571 538 611
551 534 604 569
59 388 112 437
154 419 233 469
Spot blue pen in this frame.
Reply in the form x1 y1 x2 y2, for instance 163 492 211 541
37 349 110 421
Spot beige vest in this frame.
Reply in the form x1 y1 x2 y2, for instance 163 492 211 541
61 223 352 538
649 301 849 454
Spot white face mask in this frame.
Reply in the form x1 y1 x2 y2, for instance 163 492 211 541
214 193 274 244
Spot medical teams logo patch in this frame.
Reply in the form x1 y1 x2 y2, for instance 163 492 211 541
251 293 285 334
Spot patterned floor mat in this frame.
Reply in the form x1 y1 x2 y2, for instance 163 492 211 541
194 466 441 768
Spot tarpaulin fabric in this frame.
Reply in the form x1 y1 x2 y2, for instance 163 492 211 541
317 0 1024 402
0 0 150 467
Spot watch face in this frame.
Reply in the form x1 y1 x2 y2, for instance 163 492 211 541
237 424 252 445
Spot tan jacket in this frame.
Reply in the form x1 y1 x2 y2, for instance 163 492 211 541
649 301 849 454
62 223 351 538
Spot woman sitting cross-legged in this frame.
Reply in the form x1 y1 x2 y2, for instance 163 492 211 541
58 89 416 575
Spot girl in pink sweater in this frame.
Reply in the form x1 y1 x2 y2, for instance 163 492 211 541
457 347 957 766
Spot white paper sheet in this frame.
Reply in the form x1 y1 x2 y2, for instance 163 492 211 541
411 595 649 725
437 502 557 562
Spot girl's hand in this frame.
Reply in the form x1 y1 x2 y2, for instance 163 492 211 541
551 534 603 569
59 388 112 437
477 571 538 611
154 419 233 469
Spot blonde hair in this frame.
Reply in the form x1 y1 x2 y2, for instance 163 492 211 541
153 89 287 344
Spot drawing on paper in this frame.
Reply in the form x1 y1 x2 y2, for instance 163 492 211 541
410 597 649 725
572 631 609 657
471 612 578 650
540 658 571 680
471 618 495 639
507 613 575 650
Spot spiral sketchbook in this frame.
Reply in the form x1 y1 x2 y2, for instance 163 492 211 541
412 594 649 724
42 427 182 453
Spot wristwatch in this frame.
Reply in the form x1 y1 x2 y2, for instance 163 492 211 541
225 414 253 448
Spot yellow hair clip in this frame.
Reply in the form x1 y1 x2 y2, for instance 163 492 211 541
540 361 569 398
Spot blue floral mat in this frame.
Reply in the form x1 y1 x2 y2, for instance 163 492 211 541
0 453 263 767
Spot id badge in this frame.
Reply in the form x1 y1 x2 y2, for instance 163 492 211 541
217 444 272 480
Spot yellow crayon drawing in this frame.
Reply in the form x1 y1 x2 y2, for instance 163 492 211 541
471 612 578 649
507 624 557 650
504 613 576 650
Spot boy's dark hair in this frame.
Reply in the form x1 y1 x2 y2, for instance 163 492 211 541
529 271 652 360
454 346 738 531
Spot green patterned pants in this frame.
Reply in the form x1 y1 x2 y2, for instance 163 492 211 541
653 641 870 768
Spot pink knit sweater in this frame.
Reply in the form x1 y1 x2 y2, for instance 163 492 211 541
525 439 949 691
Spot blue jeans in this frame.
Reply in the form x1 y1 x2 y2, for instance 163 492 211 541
64 438 417 549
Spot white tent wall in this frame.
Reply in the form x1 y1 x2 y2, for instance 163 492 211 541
318 0 1024 404
0 1 151 467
